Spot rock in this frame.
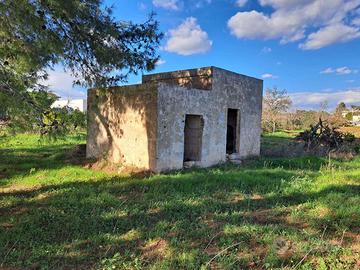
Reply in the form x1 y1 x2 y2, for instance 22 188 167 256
228 153 241 160
183 161 196 168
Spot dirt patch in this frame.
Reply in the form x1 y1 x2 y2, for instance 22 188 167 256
251 194 263 201
243 208 309 229
343 231 360 253
228 192 245 203
83 157 153 177
236 240 268 260
66 144 150 176
65 144 86 164
0 205 29 217
272 237 296 259
244 209 283 224
66 144 153 177
339 126 360 138
204 246 220 256
141 238 169 260
201 214 224 230
0 222 14 229
147 207 161 215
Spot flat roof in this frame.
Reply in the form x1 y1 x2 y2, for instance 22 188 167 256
142 66 262 83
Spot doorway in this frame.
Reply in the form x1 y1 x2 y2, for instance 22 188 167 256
183 114 204 162
226 109 239 154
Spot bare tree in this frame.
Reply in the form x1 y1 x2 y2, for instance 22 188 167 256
263 87 292 133
318 100 329 120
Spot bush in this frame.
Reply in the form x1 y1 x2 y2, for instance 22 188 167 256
40 107 86 140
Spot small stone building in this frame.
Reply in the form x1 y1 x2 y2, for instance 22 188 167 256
86 66 263 172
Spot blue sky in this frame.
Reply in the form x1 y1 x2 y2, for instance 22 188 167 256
47 0 360 110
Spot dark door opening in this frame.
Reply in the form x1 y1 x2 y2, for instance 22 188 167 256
184 115 204 162
226 109 239 154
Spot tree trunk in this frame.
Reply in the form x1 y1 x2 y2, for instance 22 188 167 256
272 121 276 133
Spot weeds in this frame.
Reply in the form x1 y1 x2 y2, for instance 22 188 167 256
0 133 359 269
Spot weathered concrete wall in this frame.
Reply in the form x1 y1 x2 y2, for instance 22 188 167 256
86 84 158 170
86 66 262 172
155 67 262 172
214 68 263 158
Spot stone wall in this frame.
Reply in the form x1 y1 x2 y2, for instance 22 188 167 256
155 67 263 172
86 84 158 170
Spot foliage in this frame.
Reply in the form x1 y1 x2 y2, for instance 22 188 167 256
262 87 292 133
329 102 348 127
40 107 86 140
335 102 346 115
283 110 321 131
345 112 353 121
271 106 352 132
0 0 162 131
0 89 58 133
67 108 86 130
0 133 359 269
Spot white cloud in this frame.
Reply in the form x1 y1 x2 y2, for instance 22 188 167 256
300 23 360 50
138 2 147 11
261 73 278 79
152 0 179 10
336 66 354 75
320 66 358 75
320 67 335 74
236 0 247 7
164 17 212 56
43 69 86 99
228 0 360 49
261 46 272 53
195 0 212 8
156 59 166 65
290 88 360 109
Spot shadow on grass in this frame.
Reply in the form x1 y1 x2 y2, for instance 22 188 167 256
0 165 359 269
0 144 85 186
0 137 358 269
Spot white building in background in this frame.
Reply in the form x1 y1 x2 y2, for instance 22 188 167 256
353 115 360 126
51 99 87 112
342 108 360 126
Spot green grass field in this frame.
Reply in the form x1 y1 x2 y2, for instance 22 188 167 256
0 133 359 269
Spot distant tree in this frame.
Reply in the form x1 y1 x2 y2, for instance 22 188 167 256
262 87 292 133
40 106 86 140
330 102 348 127
335 102 347 114
318 100 329 120
351 105 360 110
69 109 86 130
0 0 162 132
345 112 353 121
